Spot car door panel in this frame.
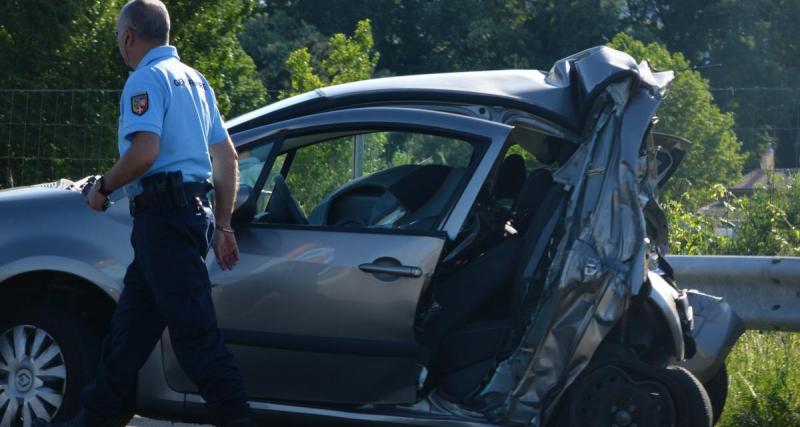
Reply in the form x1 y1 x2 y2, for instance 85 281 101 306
163 229 444 403
214 229 444 341
160 107 513 405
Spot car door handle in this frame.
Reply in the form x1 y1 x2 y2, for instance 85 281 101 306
358 263 423 278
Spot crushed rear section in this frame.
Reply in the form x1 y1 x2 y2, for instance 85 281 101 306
462 46 676 426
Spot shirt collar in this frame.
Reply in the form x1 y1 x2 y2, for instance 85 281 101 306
136 45 180 70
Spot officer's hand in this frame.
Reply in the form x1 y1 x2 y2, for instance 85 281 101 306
85 185 108 212
213 230 240 271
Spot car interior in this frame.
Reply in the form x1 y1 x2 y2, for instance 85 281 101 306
415 132 578 404
249 130 477 232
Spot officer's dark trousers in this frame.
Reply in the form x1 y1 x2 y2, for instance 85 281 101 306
81 202 249 423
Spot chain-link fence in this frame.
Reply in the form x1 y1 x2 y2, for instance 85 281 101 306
2 87 800 189
0 89 120 189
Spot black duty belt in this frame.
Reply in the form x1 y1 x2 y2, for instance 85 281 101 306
130 182 214 216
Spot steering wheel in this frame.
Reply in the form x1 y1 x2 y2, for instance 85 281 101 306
332 218 367 227
265 175 308 225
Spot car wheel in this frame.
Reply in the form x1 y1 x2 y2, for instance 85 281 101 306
557 361 712 427
702 364 728 425
562 363 675 427
0 306 99 426
661 366 713 427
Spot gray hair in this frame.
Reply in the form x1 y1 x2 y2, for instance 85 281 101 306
120 0 171 45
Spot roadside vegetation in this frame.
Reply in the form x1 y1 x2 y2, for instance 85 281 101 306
664 178 800 425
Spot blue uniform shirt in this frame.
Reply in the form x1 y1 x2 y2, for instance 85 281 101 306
118 45 228 197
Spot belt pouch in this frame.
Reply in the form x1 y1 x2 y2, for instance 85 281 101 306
167 171 188 209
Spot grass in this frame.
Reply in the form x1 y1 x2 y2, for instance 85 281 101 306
718 331 800 426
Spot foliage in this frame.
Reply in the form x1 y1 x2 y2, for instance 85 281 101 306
0 0 265 187
168 0 266 116
281 19 379 99
284 48 325 96
661 185 730 255
720 331 800 427
239 9 326 94
0 0 265 117
663 175 800 257
256 0 625 81
323 20 380 85
608 33 745 197
622 0 800 169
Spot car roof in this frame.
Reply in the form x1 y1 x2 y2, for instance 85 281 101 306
226 46 673 134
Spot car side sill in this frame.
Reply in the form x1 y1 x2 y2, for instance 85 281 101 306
182 393 498 426
221 329 420 358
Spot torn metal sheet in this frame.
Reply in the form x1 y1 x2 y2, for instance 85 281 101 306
477 58 675 426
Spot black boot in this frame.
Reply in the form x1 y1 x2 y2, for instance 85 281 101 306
32 410 106 427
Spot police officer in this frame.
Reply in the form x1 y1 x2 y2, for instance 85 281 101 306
34 1 254 426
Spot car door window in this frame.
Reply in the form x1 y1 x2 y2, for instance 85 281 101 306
237 143 273 188
254 130 475 230
287 136 353 214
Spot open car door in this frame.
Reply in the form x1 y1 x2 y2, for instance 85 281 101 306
161 107 513 405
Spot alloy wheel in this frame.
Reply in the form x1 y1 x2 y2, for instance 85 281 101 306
0 325 67 427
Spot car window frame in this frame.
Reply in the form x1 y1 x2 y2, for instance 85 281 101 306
230 107 514 239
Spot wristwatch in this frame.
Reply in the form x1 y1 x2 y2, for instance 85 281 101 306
96 176 113 197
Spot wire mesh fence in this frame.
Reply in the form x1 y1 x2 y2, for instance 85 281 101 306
0 89 120 189
1 87 800 189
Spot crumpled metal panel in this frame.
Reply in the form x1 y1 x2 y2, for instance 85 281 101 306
478 56 673 426
230 46 675 135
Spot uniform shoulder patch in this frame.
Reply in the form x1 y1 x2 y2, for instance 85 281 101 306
131 93 149 116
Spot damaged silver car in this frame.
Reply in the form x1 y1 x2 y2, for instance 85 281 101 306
0 46 743 427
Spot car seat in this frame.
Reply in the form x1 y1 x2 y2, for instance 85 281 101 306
418 164 568 403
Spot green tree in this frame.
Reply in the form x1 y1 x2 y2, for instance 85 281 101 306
168 0 266 116
279 19 381 212
254 0 627 92
608 33 745 196
623 0 800 169
0 0 125 88
240 9 326 94
0 0 265 116
282 19 379 98
0 0 266 187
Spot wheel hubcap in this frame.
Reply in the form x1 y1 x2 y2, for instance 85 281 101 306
15 370 32 393
0 325 67 426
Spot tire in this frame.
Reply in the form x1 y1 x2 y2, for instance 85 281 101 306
553 361 712 427
661 366 714 427
0 305 99 424
702 364 729 425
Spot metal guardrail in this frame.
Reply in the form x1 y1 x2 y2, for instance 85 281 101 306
668 255 800 331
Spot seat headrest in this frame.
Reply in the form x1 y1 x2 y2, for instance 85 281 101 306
516 168 554 213
493 154 526 201
538 136 577 165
